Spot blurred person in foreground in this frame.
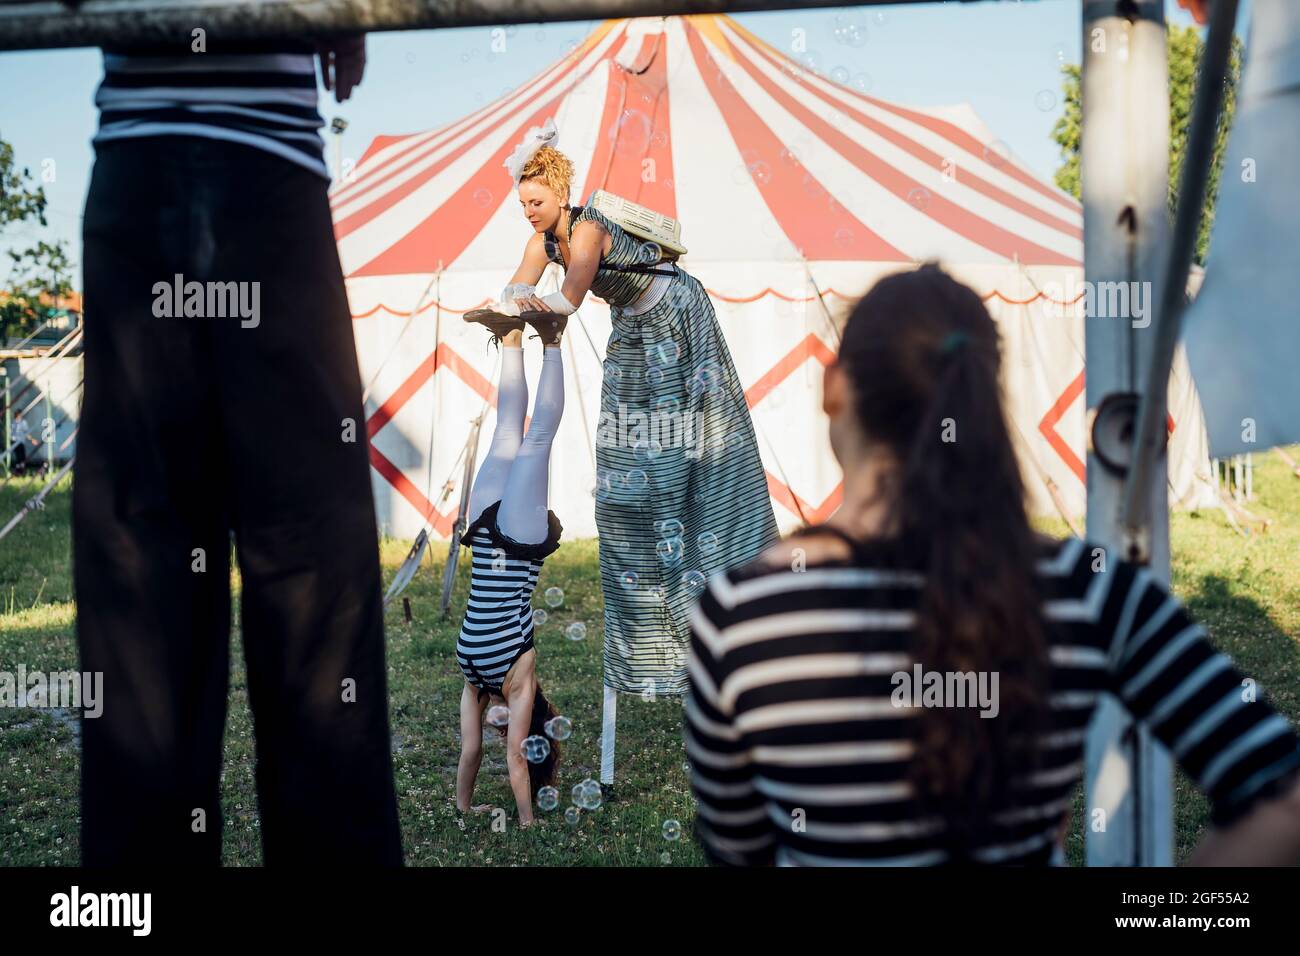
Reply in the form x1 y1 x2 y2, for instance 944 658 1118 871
75 33 402 865
686 264 1300 866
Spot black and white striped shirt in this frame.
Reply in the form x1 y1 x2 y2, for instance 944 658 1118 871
686 534 1300 866
456 522 541 694
456 500 565 694
94 44 328 178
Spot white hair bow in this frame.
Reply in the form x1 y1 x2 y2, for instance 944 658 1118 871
503 117 559 185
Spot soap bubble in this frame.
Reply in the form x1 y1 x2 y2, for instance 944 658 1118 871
572 778 603 810
487 705 511 728
626 469 649 491
654 395 681 417
662 819 682 841
533 608 549 627
681 570 706 595
612 108 652 155
1035 89 1057 112
565 806 581 825
544 586 564 608
907 187 931 210
658 518 684 538
656 536 685 567
537 786 559 811
544 715 573 741
566 621 588 642
697 531 719 554
653 340 681 365
522 735 551 763
620 570 639 590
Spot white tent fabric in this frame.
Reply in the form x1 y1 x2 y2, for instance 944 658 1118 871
331 14 1216 542
1184 0 1300 458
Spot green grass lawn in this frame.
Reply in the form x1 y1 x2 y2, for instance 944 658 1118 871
2 451 1299 866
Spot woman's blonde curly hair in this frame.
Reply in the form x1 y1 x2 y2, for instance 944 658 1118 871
518 145 575 206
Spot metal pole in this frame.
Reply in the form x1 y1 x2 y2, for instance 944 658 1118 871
0 0 1016 53
1081 0 1172 867
2 370 10 479
441 416 483 616
1121 0 1240 558
44 387 53 472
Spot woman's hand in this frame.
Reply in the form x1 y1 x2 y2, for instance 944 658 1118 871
515 294 552 314
318 34 366 103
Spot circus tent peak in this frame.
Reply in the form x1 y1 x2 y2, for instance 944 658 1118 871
330 14 1082 279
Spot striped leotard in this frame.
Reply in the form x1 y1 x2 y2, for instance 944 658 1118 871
456 500 563 696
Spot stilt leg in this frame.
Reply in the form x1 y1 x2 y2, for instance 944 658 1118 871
600 685 618 787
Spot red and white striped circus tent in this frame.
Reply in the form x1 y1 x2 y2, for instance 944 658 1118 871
331 13 1214 541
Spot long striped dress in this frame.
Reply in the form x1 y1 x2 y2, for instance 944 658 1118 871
545 201 779 696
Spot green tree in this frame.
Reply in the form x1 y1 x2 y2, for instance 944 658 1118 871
1051 24 1243 264
0 137 73 342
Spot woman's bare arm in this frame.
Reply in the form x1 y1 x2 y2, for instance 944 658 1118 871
1188 775 1300 866
455 683 488 813
555 220 604 309
514 221 606 315
507 232 552 288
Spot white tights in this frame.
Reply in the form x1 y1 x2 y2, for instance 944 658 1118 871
467 345 565 544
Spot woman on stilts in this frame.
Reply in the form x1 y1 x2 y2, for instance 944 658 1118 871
492 118 779 698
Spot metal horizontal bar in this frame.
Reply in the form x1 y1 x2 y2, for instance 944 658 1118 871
0 0 1036 53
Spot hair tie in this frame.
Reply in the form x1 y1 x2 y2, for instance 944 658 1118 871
939 331 970 356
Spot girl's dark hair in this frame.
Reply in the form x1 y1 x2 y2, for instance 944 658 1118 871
527 683 561 797
836 263 1049 849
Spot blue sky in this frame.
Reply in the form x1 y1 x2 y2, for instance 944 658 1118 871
0 0 1222 286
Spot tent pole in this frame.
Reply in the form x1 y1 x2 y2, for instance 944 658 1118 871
1080 0 1173 867
1121 0 1239 558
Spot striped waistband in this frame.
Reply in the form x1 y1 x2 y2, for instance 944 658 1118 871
620 266 676 317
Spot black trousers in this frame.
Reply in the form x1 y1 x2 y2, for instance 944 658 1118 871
76 137 403 865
